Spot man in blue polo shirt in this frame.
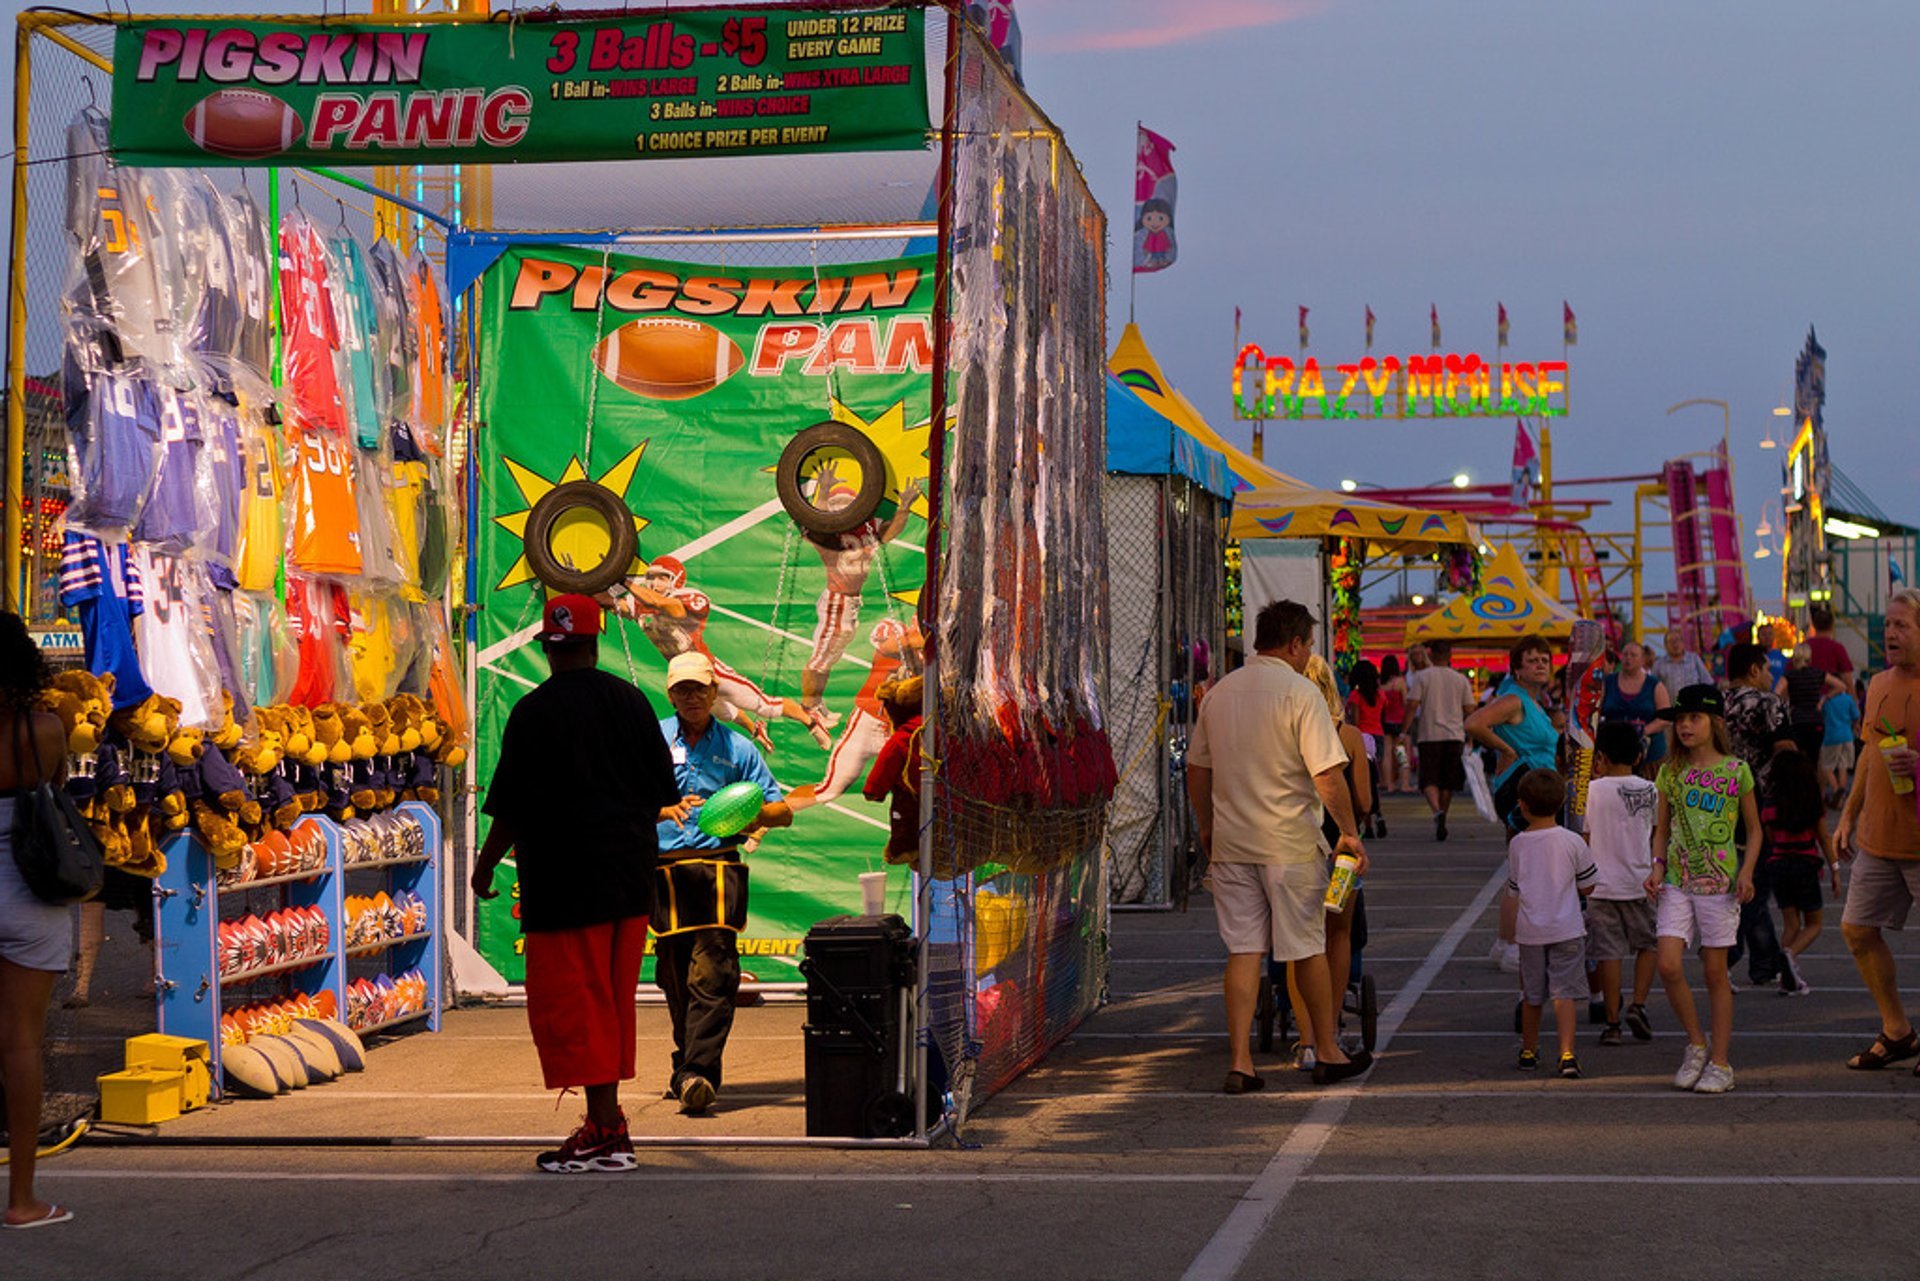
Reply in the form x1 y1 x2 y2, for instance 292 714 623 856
655 651 792 1115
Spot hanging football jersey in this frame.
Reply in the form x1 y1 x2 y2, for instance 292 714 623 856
277 211 347 435
345 591 412 703
201 391 247 585
59 533 153 711
326 228 386 450
183 176 243 377
131 545 225 729
134 382 211 552
63 107 175 369
367 239 416 427
231 388 286 594
227 187 275 379
235 590 299 708
61 341 162 541
285 423 363 577
387 455 426 596
285 576 352 709
408 249 448 446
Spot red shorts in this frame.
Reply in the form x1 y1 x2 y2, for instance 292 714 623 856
523 916 650 1090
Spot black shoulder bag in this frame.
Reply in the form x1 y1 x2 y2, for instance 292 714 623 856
10 710 104 905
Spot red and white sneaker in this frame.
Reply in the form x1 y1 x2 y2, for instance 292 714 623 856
536 1115 636 1173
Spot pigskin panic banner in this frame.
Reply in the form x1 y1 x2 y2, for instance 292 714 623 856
474 244 938 983
110 8 928 166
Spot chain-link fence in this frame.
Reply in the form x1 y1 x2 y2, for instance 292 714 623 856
1105 474 1224 909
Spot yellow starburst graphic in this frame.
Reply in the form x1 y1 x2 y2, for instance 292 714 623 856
824 397 939 520
492 442 651 592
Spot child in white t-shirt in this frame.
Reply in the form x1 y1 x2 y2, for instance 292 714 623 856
1507 768 1599 1078
1584 722 1660 1047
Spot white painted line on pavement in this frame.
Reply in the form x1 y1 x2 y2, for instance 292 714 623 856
1178 863 1511 1281
1386 1030 1885 1039
1003 1086 1920 1103
1303 1172 1920 1186
46 1169 1250 1186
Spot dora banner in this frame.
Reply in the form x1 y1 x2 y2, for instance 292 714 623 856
474 243 937 983
111 8 927 166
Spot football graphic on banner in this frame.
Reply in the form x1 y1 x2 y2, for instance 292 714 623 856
183 88 305 159
592 317 745 400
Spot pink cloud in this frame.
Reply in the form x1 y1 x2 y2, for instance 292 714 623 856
1026 0 1328 53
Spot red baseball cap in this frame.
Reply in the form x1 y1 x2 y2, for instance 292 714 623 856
537 594 602 643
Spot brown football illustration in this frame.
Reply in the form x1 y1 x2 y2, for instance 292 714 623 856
184 88 305 160
592 317 745 400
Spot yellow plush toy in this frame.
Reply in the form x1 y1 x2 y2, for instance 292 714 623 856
111 693 184 878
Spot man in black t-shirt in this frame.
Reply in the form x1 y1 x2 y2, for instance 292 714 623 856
474 594 678 1173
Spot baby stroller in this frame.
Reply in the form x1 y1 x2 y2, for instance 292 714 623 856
1254 884 1379 1055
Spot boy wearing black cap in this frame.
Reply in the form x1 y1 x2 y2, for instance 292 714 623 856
473 594 679 1172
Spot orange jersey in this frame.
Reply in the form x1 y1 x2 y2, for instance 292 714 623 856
286 426 362 577
410 253 447 437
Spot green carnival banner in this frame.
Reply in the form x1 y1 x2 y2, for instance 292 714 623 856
474 244 937 984
111 8 927 166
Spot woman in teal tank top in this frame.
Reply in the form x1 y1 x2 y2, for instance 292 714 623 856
1466 634 1561 833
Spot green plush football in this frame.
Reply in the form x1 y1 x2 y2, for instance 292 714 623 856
697 781 766 839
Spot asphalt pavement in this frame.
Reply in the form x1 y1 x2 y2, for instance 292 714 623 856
17 795 1920 1279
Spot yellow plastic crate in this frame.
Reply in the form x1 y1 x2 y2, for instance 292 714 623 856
124 1034 211 1111
98 1067 186 1125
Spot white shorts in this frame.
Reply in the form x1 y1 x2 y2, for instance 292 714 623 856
1655 887 1740 950
1211 860 1329 962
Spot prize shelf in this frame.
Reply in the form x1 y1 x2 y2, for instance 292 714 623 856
154 801 445 1096
344 931 433 959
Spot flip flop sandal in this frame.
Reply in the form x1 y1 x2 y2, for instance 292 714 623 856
1846 1029 1920 1070
1222 1070 1266 1094
3 1204 73 1230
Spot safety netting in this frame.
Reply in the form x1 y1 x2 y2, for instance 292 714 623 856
921 22 1112 1109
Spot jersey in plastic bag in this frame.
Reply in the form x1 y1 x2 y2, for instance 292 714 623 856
367 239 416 427
231 389 286 594
346 591 418 704
227 187 274 378
277 212 347 435
133 382 212 552
59 533 153 711
132 545 225 729
60 340 163 541
327 229 386 450
286 424 362 577
235 590 299 708
408 250 448 445
353 446 403 589
200 392 247 584
285 576 353 708
180 176 244 376
64 108 176 369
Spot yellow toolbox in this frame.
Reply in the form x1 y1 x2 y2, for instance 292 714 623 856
98 1067 187 1125
124 1034 212 1111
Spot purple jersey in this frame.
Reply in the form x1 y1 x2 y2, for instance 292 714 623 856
134 383 208 551
182 177 243 376
61 343 162 540
201 391 247 583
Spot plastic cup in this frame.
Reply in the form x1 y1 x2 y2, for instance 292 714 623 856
860 871 887 916
1883 734 1915 796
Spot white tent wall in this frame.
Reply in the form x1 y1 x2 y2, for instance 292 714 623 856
1241 539 1330 653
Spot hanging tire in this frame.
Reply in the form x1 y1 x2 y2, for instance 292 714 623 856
520 479 639 596
776 420 888 536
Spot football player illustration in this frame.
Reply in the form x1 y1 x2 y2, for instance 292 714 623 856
606 556 832 751
797 463 921 725
787 616 925 813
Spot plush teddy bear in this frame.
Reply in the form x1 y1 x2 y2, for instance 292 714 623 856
230 717 301 838
109 693 184 878
38 676 131 867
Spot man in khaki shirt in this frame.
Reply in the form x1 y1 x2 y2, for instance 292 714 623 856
1187 600 1371 1092
1406 640 1476 842
1838 588 1920 1070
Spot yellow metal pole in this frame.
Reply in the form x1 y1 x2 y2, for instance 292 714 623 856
5 20 33 613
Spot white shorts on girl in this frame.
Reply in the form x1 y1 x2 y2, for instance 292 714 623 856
1655 887 1740 949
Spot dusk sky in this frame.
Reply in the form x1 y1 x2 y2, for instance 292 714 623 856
1012 0 1920 603
9 0 1915 609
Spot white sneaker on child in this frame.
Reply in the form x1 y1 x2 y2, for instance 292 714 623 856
1673 1043 1710 1090
1693 1062 1735 1094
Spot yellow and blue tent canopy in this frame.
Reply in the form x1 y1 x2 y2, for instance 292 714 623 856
1404 543 1580 643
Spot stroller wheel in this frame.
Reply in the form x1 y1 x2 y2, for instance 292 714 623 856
1358 974 1379 1052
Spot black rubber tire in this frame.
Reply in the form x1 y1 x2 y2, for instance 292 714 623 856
863 1089 916 1139
776 420 888 536
520 479 639 596
1359 974 1379 1053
